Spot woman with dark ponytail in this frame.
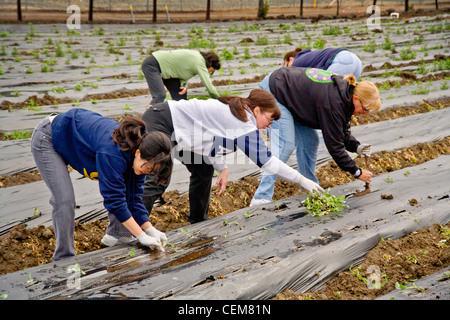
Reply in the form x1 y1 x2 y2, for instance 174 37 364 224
31 109 173 261
141 89 323 224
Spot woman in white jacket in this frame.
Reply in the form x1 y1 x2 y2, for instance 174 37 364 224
141 89 324 223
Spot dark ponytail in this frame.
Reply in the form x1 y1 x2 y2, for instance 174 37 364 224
112 117 146 156
200 51 221 70
218 88 281 123
112 118 173 184
283 47 302 63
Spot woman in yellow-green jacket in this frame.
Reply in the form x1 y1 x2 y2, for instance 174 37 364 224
142 49 221 108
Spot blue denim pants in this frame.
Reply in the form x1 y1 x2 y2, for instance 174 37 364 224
253 75 319 201
31 116 77 261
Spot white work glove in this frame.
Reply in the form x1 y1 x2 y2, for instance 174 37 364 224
145 226 168 247
357 143 372 157
137 233 164 252
299 176 324 194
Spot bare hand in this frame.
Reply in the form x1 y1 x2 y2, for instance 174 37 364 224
215 169 229 196
178 86 187 95
358 169 373 184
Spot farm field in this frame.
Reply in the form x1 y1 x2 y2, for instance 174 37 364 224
0 12 449 301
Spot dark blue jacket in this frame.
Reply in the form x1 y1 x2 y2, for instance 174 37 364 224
292 48 346 70
51 108 149 226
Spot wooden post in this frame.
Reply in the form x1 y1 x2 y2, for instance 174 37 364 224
17 0 22 21
300 0 303 17
89 0 93 22
405 0 409 11
206 0 211 20
153 0 157 22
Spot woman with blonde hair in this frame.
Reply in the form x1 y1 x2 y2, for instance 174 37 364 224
250 67 380 206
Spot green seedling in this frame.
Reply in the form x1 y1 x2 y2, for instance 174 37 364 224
4 130 32 140
127 248 136 257
26 273 34 287
180 228 192 238
302 189 347 217
243 211 250 219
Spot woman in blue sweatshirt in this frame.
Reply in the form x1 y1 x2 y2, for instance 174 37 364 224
31 109 172 261
284 47 362 80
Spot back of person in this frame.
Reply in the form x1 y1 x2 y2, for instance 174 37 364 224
51 108 124 179
292 48 345 70
168 98 256 157
152 49 206 81
268 67 353 129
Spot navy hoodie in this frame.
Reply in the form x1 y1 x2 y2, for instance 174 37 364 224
269 67 360 175
292 48 345 70
51 108 149 226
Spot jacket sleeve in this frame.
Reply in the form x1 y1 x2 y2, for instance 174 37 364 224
343 122 360 153
317 106 359 175
96 153 149 226
196 63 220 99
235 130 302 184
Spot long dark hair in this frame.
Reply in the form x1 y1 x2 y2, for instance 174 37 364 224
200 51 221 70
284 47 302 64
218 88 281 122
112 117 173 184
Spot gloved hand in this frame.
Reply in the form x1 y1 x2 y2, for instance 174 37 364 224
137 232 165 252
145 226 168 246
357 143 372 157
299 176 324 194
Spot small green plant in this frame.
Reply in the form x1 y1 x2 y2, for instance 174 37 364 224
127 248 136 257
362 39 377 53
4 129 32 140
322 25 342 36
180 228 192 238
313 38 326 50
26 273 35 287
221 48 234 60
302 189 347 216
384 175 394 183
399 47 416 60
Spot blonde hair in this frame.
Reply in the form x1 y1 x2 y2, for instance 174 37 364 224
344 74 381 111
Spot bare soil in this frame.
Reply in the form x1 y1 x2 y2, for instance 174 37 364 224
275 222 450 300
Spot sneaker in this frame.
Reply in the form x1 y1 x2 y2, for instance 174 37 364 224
101 234 135 247
250 198 272 207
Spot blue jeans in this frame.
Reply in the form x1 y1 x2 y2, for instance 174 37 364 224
253 75 319 201
31 116 77 261
327 50 362 80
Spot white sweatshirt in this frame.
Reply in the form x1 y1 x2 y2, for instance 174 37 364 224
168 98 302 184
